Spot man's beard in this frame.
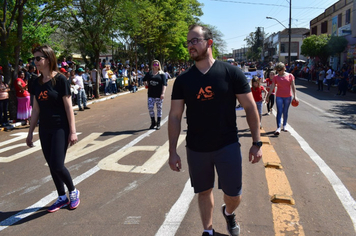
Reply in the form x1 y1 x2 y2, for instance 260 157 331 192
190 47 209 62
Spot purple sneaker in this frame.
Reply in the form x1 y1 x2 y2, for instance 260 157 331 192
69 189 80 210
47 197 69 213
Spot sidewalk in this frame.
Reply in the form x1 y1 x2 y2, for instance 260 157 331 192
0 87 146 132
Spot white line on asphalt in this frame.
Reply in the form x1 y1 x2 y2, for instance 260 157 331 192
272 109 356 232
0 166 100 231
155 179 195 236
300 98 356 129
0 115 169 232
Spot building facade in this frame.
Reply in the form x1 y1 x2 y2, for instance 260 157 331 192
310 0 355 68
232 48 247 62
263 28 309 63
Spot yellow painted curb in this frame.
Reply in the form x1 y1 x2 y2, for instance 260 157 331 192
260 129 305 235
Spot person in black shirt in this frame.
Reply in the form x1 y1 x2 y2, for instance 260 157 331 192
26 45 80 213
168 25 262 236
142 60 167 130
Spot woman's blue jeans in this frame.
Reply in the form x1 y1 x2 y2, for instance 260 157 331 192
276 96 292 128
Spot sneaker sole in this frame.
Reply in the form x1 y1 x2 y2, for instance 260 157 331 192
47 201 69 213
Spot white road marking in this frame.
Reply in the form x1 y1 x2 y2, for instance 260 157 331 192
155 179 195 236
98 134 185 174
273 105 356 232
0 116 170 232
0 165 100 231
300 98 356 129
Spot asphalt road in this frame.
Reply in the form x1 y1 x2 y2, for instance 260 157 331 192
0 77 356 236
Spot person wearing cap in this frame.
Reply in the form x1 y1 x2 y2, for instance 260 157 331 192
73 68 90 111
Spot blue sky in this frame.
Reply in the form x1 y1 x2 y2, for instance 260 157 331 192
199 0 339 53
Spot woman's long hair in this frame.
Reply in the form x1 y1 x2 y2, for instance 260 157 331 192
32 45 58 85
151 60 164 74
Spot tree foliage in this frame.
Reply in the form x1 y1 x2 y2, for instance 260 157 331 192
244 27 265 61
301 34 348 64
301 34 329 62
327 36 348 56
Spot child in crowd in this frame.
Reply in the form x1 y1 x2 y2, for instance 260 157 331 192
265 71 276 115
251 76 267 129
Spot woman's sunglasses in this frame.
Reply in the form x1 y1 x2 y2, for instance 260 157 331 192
32 56 48 62
153 63 159 66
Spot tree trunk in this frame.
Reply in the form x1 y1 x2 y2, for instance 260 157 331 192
9 2 25 120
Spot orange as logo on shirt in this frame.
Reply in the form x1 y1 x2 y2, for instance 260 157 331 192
38 91 48 101
197 86 214 100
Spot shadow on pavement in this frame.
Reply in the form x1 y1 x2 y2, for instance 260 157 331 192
0 207 48 226
100 129 150 136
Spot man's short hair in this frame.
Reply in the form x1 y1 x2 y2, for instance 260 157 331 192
188 24 213 41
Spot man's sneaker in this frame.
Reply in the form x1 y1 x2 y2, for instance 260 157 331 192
274 127 281 136
202 229 215 236
221 204 240 236
47 197 69 213
69 189 80 210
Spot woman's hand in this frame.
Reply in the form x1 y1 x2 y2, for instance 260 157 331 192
26 133 34 147
68 132 78 146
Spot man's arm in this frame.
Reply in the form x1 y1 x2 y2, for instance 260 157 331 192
168 99 185 171
236 92 262 163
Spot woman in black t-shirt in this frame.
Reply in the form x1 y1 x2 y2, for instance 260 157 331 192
142 60 167 130
26 45 80 213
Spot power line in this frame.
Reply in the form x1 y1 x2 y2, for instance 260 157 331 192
210 0 325 9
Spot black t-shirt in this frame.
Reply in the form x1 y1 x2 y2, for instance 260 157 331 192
33 74 71 129
142 72 167 98
171 60 250 152
28 72 38 95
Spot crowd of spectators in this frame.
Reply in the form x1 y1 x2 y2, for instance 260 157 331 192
0 56 191 127
288 60 355 95
1 56 355 128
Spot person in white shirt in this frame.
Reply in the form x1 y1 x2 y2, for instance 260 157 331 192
73 68 90 111
111 69 117 94
82 68 91 99
326 65 333 91
137 69 143 86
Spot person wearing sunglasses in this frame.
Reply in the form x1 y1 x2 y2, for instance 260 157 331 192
142 60 167 130
265 62 298 135
168 24 262 236
26 45 80 213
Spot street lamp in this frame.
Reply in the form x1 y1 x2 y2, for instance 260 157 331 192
266 0 292 66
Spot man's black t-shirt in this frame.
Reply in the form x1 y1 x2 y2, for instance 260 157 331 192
142 72 167 98
33 73 71 129
171 60 250 152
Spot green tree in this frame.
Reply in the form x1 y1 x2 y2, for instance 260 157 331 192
119 0 203 64
301 34 330 64
0 0 69 119
327 36 348 56
56 0 131 97
244 27 265 61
